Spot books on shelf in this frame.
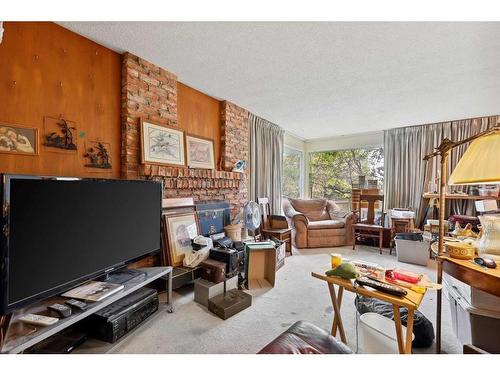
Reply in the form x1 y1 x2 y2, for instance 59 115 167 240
61 281 124 302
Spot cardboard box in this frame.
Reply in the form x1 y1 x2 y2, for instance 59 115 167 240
246 245 276 289
194 276 238 307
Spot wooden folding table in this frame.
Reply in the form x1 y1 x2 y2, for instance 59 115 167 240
312 271 426 354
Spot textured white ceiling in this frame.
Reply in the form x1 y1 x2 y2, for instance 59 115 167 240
59 22 500 139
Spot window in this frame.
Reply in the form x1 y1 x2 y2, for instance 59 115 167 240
308 147 384 208
282 147 304 198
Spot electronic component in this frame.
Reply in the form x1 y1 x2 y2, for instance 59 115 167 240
65 299 89 311
84 287 158 343
355 276 408 297
48 303 72 318
18 314 59 327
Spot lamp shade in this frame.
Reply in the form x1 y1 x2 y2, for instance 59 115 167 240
448 130 500 185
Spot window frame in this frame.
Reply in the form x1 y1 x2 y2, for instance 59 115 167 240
307 146 384 205
283 145 305 198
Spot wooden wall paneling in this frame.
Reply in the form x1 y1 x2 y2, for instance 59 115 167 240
177 82 222 165
0 22 121 178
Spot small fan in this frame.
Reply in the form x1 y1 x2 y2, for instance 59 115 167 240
243 201 261 240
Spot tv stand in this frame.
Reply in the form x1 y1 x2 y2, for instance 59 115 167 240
0 266 172 354
101 268 147 284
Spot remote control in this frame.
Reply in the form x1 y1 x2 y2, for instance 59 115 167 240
19 314 59 327
48 303 72 318
65 299 89 311
355 276 408 297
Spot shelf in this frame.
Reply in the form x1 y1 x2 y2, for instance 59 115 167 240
142 164 244 180
1 266 172 354
423 193 500 200
141 165 245 190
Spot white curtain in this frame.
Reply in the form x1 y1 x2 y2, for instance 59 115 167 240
384 115 499 226
249 114 284 215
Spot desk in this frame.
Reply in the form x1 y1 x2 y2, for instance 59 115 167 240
312 271 426 354
435 255 500 353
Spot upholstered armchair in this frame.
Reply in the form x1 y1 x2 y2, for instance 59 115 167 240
283 198 357 249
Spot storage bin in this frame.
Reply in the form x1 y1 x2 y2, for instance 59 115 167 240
358 312 412 354
443 276 500 353
394 233 429 266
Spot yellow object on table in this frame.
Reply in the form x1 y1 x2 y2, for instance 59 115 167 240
446 242 476 260
330 253 342 268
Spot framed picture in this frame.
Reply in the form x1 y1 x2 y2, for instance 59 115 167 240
43 117 78 153
0 122 39 155
186 135 215 169
164 212 199 266
83 140 112 172
140 119 185 166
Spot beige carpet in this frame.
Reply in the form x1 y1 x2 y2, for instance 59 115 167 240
77 245 462 354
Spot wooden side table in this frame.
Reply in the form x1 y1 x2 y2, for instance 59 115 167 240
434 254 500 353
312 271 426 354
261 227 292 254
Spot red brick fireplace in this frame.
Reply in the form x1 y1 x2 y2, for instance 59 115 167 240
121 52 249 217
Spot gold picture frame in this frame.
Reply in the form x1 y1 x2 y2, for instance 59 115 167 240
164 212 200 266
0 122 39 155
185 134 215 169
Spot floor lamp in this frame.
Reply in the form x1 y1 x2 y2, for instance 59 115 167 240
423 125 500 353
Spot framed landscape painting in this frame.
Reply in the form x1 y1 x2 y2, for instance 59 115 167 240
186 135 215 169
140 119 185 166
0 122 39 155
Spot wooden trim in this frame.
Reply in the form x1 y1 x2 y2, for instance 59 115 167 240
140 118 186 167
0 121 39 156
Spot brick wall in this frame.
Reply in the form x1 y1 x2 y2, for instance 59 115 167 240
220 101 250 216
221 101 250 171
121 52 178 180
121 53 249 218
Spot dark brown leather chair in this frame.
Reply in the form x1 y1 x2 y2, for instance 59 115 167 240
258 321 352 354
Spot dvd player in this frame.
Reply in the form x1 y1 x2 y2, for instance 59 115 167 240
85 287 159 343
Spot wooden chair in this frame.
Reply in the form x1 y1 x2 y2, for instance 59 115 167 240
352 194 386 254
258 197 292 254
389 218 413 255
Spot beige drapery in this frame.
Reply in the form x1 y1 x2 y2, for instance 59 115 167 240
384 115 499 226
249 113 284 215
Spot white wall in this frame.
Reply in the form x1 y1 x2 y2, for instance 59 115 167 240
284 132 306 152
305 130 384 152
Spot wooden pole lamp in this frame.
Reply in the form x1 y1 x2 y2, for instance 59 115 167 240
423 125 500 353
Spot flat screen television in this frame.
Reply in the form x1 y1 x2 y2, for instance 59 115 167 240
0 174 163 315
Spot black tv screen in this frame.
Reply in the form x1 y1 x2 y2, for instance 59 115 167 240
0 175 162 314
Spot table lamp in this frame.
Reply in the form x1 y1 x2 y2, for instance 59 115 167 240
448 130 500 185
